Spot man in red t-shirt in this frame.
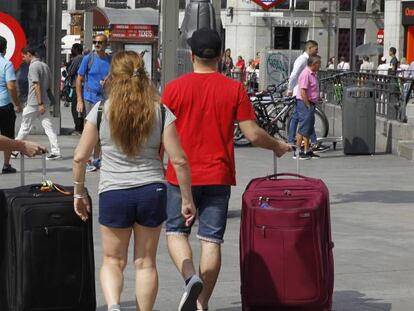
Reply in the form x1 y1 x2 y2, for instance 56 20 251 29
161 28 291 311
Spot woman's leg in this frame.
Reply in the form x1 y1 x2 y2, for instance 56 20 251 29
133 223 162 311
100 225 132 308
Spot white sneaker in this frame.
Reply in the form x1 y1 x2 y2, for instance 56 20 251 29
178 275 203 311
46 153 62 160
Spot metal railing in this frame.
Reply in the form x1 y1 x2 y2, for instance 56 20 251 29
319 70 414 122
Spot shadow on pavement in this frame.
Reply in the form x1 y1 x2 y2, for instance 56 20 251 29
333 290 392 311
332 190 414 204
228 210 241 218
97 301 160 311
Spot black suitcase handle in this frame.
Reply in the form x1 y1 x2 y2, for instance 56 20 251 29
20 153 47 186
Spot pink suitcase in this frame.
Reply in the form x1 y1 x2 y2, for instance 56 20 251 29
239 171 334 311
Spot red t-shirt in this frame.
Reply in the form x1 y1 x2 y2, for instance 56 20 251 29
161 72 256 186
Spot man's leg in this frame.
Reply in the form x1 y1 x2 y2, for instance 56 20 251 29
166 184 202 311
197 241 221 310
196 185 230 311
0 104 16 171
15 105 37 141
70 88 83 133
288 106 299 144
39 109 61 156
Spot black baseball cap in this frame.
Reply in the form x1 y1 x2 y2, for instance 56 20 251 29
187 28 222 59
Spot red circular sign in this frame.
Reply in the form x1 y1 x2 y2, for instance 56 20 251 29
0 12 27 70
252 0 286 10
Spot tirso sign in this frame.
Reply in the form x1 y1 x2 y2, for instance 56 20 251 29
251 0 286 10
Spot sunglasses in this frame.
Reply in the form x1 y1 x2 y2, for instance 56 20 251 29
93 40 104 45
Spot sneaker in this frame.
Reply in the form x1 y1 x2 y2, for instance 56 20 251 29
178 275 203 311
293 151 311 160
46 154 62 161
86 162 97 172
2 164 17 174
11 152 19 159
92 159 101 169
312 144 330 153
306 151 320 159
108 304 121 311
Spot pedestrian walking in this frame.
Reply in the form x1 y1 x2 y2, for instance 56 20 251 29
76 34 111 172
72 50 195 311
286 40 327 153
161 28 291 311
15 46 61 160
66 43 84 135
294 55 322 160
0 35 22 173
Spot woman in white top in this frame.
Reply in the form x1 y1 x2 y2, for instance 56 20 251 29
72 51 195 311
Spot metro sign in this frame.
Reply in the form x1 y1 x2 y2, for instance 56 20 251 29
252 0 286 10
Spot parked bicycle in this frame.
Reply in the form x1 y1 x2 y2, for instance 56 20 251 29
234 84 329 146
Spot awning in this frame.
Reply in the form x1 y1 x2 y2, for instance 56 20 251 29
93 7 158 28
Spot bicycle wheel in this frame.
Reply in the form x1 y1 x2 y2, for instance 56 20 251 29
234 123 251 146
285 107 329 140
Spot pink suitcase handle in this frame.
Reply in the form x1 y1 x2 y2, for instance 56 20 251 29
267 173 312 180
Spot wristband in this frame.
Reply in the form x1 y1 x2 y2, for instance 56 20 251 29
74 192 87 199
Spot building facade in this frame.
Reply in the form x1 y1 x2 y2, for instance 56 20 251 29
62 0 385 67
223 0 384 67
384 0 414 64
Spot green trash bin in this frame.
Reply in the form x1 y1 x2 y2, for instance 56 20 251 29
342 87 376 155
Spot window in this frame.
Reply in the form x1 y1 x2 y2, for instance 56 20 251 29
340 0 367 12
274 27 308 50
135 0 158 8
338 28 365 61
380 0 384 12
76 0 97 10
179 0 186 10
105 0 127 8
62 0 68 10
221 0 227 9
271 0 309 10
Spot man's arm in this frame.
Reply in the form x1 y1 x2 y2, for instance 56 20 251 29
300 88 311 107
239 120 291 157
0 135 46 156
287 56 306 94
6 81 22 112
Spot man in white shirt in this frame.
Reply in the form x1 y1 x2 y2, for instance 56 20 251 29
287 40 321 148
338 56 350 70
360 55 374 72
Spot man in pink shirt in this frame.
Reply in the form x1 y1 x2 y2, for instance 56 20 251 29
294 55 321 160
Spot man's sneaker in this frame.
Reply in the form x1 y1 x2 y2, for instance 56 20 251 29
178 275 203 311
92 159 101 169
46 154 62 161
108 304 121 311
306 151 320 159
2 164 17 174
86 162 97 172
312 144 330 153
292 151 311 160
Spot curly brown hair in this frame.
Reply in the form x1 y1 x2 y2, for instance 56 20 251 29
105 50 158 158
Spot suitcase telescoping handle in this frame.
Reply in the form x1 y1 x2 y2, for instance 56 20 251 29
273 144 300 178
20 153 47 186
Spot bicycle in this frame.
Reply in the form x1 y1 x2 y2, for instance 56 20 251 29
234 94 329 146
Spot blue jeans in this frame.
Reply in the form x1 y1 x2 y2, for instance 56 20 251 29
288 103 317 144
166 184 231 244
99 183 167 228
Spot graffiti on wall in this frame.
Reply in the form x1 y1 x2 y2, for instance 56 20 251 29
264 50 302 87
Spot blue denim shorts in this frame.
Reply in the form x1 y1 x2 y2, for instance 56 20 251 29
166 184 231 244
99 183 167 228
296 100 315 137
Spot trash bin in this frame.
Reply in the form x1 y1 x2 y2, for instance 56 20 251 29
342 86 376 155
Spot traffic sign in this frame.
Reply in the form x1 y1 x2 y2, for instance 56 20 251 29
0 12 27 70
251 0 286 10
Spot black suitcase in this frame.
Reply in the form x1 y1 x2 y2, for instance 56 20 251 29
0 155 96 311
